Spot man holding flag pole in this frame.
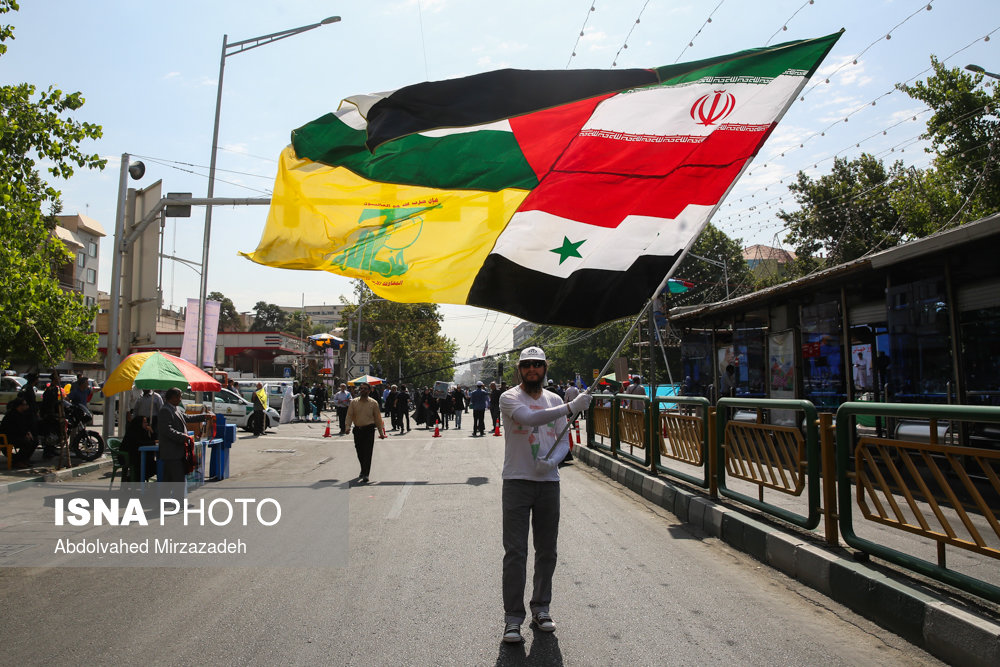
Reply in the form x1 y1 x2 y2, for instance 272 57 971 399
498 346 591 643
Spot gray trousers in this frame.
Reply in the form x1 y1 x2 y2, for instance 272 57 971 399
502 479 560 624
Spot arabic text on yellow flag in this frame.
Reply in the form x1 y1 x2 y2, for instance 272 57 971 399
242 147 529 304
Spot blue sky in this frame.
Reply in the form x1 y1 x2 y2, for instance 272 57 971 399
2 0 997 358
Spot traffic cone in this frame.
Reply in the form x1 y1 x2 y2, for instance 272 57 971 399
575 423 581 445
432 420 441 438
493 422 501 436
323 420 331 438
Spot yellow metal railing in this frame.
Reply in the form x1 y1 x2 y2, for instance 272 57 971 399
854 437 1000 560
724 422 807 497
618 408 646 450
658 411 703 466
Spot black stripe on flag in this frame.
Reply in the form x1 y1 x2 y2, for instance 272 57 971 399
466 254 680 328
365 68 660 151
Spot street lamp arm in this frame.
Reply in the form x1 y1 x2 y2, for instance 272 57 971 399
965 64 1000 81
225 17 341 56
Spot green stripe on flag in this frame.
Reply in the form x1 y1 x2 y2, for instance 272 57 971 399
292 113 539 192
653 33 842 86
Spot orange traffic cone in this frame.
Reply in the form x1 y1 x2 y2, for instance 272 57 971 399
575 422 581 445
493 422 501 436
323 420 331 438
432 420 441 437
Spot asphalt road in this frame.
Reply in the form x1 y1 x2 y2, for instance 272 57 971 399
0 418 943 666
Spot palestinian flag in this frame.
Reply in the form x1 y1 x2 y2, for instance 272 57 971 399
243 32 840 327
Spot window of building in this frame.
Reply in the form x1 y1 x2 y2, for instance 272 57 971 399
733 318 767 398
960 307 1000 407
77 252 86 267
86 268 96 284
800 300 844 410
887 278 952 403
89 241 97 257
679 331 713 398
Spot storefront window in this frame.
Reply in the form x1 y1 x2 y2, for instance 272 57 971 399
961 307 1000 406
733 325 766 397
887 279 952 403
680 331 713 398
800 301 844 410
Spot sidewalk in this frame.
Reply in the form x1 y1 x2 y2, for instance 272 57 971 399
0 452 112 492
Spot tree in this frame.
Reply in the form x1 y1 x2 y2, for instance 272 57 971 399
250 301 288 331
0 1 105 369
284 311 312 338
770 58 999 282
340 282 457 384
207 291 244 332
777 154 908 272
897 57 1000 224
674 223 754 301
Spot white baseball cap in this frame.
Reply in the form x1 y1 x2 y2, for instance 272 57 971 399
519 346 546 363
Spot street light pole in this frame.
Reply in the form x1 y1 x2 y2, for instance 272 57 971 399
196 16 342 372
688 252 730 300
966 64 1000 81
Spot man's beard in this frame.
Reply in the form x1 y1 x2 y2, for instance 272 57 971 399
521 376 544 392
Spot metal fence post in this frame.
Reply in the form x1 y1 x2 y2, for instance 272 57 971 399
819 412 839 545
708 406 718 499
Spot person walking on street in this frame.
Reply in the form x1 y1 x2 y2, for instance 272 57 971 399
498 346 591 644
489 381 502 433
344 383 385 484
333 383 352 434
393 385 411 433
385 385 399 432
470 381 489 436
250 382 267 436
450 385 466 429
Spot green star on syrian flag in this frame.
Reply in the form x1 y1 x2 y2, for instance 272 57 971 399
551 236 585 264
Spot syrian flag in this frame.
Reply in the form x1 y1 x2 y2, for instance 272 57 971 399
243 33 840 327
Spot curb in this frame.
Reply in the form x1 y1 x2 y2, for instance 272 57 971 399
574 445 1000 667
0 457 113 494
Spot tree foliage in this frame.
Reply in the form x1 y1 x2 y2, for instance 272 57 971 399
777 154 908 270
896 56 1000 224
0 1 105 369
339 282 457 385
208 291 244 332
250 301 288 331
774 58 999 278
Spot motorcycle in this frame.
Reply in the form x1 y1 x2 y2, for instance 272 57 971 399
40 401 106 462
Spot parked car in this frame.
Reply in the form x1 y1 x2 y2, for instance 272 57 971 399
181 388 280 432
0 376 42 413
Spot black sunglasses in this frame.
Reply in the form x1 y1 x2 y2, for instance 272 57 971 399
519 360 545 368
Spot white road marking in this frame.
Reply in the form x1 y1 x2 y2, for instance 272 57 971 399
385 480 416 520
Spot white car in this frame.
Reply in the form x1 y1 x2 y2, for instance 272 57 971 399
0 376 42 413
182 388 280 432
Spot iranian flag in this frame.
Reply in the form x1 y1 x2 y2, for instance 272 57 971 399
243 33 840 327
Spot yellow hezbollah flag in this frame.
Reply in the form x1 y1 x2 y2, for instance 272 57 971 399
242 147 528 304
255 386 268 411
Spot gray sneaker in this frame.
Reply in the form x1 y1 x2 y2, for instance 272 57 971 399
530 611 555 632
502 623 523 643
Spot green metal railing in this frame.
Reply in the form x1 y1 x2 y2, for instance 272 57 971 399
587 394 651 466
613 393 651 466
715 398 821 529
652 396 712 488
836 401 1000 605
